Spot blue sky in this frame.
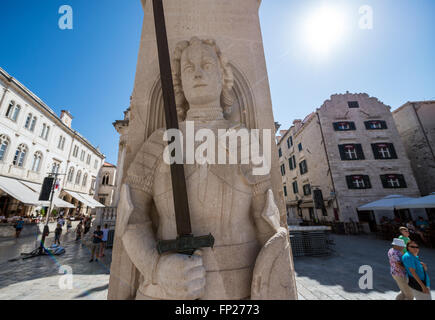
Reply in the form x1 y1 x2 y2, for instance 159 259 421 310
0 0 434 164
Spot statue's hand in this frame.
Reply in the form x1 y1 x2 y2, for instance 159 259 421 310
155 250 206 300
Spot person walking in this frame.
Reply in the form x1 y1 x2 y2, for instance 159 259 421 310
75 221 83 241
388 238 414 300
90 225 103 263
14 217 24 238
54 223 62 245
100 224 109 258
398 227 411 252
402 240 432 300
66 218 72 233
84 217 91 235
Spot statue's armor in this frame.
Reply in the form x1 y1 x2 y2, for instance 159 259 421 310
126 120 269 300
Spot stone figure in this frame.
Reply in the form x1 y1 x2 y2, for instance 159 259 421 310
117 37 296 300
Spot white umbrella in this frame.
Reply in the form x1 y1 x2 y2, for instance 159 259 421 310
396 193 435 209
358 195 417 211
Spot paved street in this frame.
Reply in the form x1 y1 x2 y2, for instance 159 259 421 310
0 231 434 300
0 226 111 300
295 234 435 300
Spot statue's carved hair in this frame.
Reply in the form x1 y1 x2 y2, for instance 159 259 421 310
172 37 234 120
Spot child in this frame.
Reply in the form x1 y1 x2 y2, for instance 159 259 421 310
54 223 62 245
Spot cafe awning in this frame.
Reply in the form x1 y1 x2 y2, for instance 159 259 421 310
0 176 41 205
20 181 75 209
64 190 105 209
358 195 416 211
395 193 435 209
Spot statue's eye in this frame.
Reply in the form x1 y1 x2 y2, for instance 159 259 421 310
183 65 194 73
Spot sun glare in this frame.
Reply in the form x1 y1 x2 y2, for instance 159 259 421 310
303 6 348 56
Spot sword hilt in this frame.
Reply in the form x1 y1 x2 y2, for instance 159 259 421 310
156 234 215 256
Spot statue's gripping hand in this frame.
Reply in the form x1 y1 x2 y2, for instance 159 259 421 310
156 251 206 300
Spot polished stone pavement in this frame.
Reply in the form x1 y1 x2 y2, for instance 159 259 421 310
0 231 434 300
0 225 111 300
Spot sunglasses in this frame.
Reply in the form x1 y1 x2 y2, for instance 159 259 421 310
409 246 419 249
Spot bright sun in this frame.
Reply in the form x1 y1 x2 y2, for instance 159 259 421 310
303 6 348 56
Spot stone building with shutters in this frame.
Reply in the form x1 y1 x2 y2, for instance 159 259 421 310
392 101 435 197
277 93 423 230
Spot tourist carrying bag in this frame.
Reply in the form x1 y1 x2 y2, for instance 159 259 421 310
408 269 428 292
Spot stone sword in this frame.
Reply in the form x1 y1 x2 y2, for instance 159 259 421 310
151 0 215 256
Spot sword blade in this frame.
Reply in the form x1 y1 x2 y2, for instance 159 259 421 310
152 0 192 236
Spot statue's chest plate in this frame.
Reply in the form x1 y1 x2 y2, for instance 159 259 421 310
152 161 254 243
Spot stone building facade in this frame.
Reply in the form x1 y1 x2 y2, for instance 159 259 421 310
96 162 117 206
392 101 435 196
277 93 422 230
0 67 105 217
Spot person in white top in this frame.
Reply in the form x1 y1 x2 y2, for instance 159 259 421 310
100 224 110 258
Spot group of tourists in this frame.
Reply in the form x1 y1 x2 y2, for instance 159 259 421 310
388 226 432 300
89 224 109 263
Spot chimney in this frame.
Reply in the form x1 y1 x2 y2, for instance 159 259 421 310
60 110 73 128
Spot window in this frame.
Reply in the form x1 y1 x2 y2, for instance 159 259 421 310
94 159 98 169
91 178 96 190
372 143 397 160
80 150 85 162
348 101 359 108
0 135 10 161
333 121 356 131
24 113 32 129
338 144 365 160
67 167 75 182
57 136 66 150
283 185 288 197
381 174 407 189
280 164 286 176
102 173 110 185
51 162 60 174
303 184 311 196
298 143 303 151
40 124 50 140
82 173 88 187
30 116 37 132
288 155 296 170
99 197 106 205
287 136 293 149
346 175 371 189
75 170 82 185
299 160 308 175
31 151 43 172
73 146 79 157
12 144 28 167
365 120 387 130
278 148 282 158
292 181 299 194
86 154 91 165
6 101 21 121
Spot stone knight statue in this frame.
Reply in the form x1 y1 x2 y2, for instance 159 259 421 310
116 37 297 300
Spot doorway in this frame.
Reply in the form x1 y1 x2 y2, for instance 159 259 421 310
357 210 377 232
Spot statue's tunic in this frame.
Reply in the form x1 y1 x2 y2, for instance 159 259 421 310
126 119 268 300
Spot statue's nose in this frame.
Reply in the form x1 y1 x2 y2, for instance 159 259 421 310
194 68 204 79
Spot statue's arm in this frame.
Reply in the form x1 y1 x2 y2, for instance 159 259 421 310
121 187 160 286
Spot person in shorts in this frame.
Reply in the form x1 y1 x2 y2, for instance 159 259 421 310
100 224 109 258
54 223 62 245
15 217 24 238
90 225 103 263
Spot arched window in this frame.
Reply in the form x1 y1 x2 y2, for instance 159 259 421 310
30 116 37 132
82 173 88 187
102 173 110 185
67 167 75 182
31 151 43 172
75 170 82 185
0 135 10 161
6 101 21 122
24 113 32 129
13 144 28 167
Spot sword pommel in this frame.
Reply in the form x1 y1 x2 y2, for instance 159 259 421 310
157 234 215 256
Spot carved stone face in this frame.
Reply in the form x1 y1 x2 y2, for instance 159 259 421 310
180 42 223 107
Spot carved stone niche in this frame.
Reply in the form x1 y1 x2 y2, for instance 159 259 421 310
144 63 257 140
